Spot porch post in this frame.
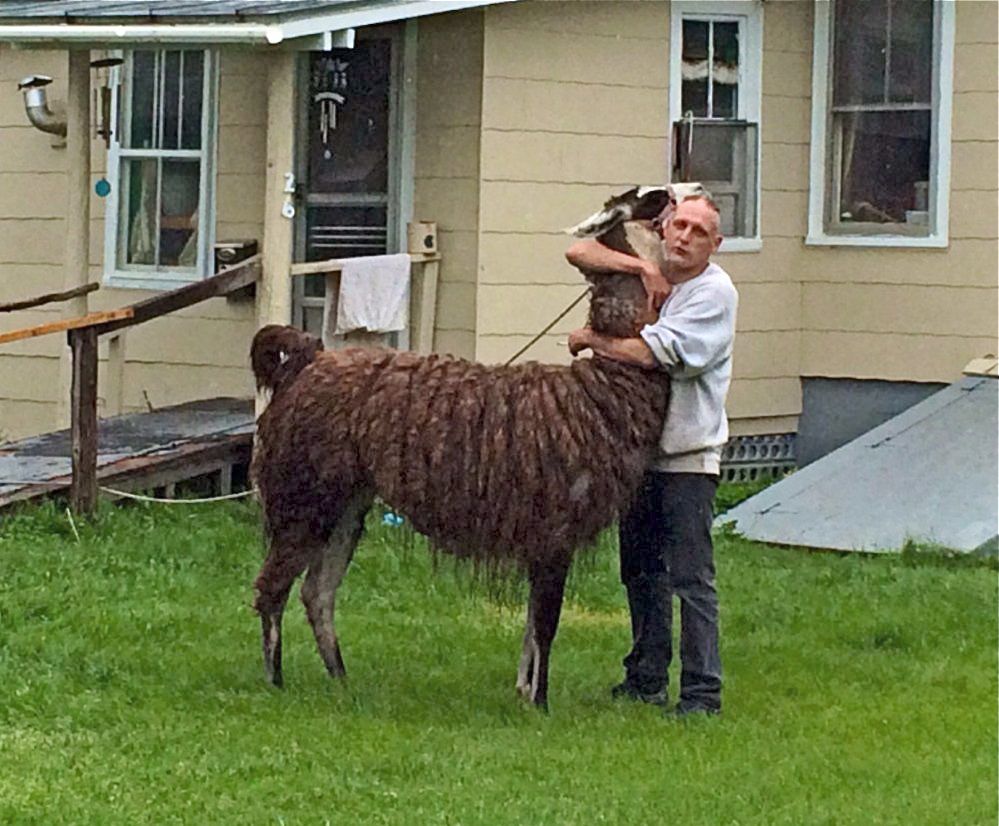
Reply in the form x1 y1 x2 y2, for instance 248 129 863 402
257 50 296 331
57 49 92 427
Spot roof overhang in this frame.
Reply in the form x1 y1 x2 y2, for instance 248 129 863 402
0 0 515 49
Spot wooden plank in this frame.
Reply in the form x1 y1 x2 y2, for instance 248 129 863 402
0 307 134 346
0 435 252 512
289 252 440 276
258 51 297 329
0 282 99 314
410 259 440 354
69 327 98 515
97 441 252 501
58 50 92 429
93 255 262 337
106 332 126 416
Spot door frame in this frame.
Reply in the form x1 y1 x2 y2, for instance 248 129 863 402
291 20 417 345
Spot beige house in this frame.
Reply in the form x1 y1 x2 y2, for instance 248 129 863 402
0 0 995 468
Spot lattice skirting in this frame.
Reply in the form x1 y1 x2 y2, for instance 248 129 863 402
720 433 796 483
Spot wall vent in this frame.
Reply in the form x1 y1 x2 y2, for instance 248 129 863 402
720 433 796 483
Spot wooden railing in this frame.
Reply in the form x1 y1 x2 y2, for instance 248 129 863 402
0 254 261 514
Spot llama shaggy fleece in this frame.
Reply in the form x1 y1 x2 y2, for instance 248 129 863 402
251 338 670 575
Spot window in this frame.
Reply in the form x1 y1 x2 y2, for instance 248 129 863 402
808 0 954 247
104 50 218 285
670 1 762 249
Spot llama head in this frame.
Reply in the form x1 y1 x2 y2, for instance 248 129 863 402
564 182 708 239
567 182 710 339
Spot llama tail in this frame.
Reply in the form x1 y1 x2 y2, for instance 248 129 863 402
251 324 324 394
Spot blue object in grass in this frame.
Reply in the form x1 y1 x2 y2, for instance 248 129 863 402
382 512 405 527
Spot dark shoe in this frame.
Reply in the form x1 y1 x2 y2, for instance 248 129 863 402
610 680 669 707
669 701 721 719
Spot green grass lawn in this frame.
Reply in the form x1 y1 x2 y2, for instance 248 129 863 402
0 496 995 825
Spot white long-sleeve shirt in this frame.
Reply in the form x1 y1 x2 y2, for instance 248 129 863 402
639 262 738 474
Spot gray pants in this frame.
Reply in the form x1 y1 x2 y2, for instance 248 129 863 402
619 472 722 710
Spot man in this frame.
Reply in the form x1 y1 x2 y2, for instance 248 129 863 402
566 194 737 716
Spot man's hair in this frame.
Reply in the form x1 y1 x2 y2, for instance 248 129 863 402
677 193 722 236
680 192 721 215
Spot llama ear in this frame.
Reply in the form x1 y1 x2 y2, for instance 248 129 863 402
564 204 630 238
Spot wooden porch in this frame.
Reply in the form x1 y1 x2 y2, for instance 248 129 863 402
0 397 254 512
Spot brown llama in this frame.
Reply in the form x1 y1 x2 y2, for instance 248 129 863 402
250 185 690 710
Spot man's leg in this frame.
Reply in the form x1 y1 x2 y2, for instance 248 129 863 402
617 473 672 701
660 473 722 713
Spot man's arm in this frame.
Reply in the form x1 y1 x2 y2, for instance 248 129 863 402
640 284 738 379
568 327 659 369
565 238 650 276
565 239 671 312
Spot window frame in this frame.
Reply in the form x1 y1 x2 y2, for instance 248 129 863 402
103 48 219 289
806 0 954 248
669 0 763 253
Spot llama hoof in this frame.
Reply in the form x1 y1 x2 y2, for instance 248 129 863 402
323 646 347 679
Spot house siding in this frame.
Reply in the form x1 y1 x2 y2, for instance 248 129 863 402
477 0 671 366
473 0 997 431
0 45 258 441
475 0 808 429
0 47 68 438
413 10 484 360
798 0 998 383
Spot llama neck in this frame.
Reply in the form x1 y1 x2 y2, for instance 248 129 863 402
574 357 670 454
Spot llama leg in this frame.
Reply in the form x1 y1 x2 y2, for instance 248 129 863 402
301 493 371 680
525 558 572 712
260 608 286 688
516 601 537 699
254 538 314 688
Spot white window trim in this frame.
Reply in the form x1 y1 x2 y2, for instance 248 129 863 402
669 0 763 253
103 49 220 289
806 0 954 249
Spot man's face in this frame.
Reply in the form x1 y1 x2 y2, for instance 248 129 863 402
660 198 722 280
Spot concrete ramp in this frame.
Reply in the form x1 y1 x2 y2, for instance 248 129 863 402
719 375 998 554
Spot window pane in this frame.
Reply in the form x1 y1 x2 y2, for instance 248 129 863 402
672 121 757 237
686 123 735 181
833 0 888 106
160 160 201 266
712 21 739 118
303 305 324 336
889 0 932 104
681 79 708 119
681 19 709 118
835 110 931 226
129 51 156 149
181 51 204 149
304 274 326 298
122 158 157 265
161 50 181 150
713 78 737 119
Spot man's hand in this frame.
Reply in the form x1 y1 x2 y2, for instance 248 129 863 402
639 259 671 314
568 326 658 368
568 328 593 356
